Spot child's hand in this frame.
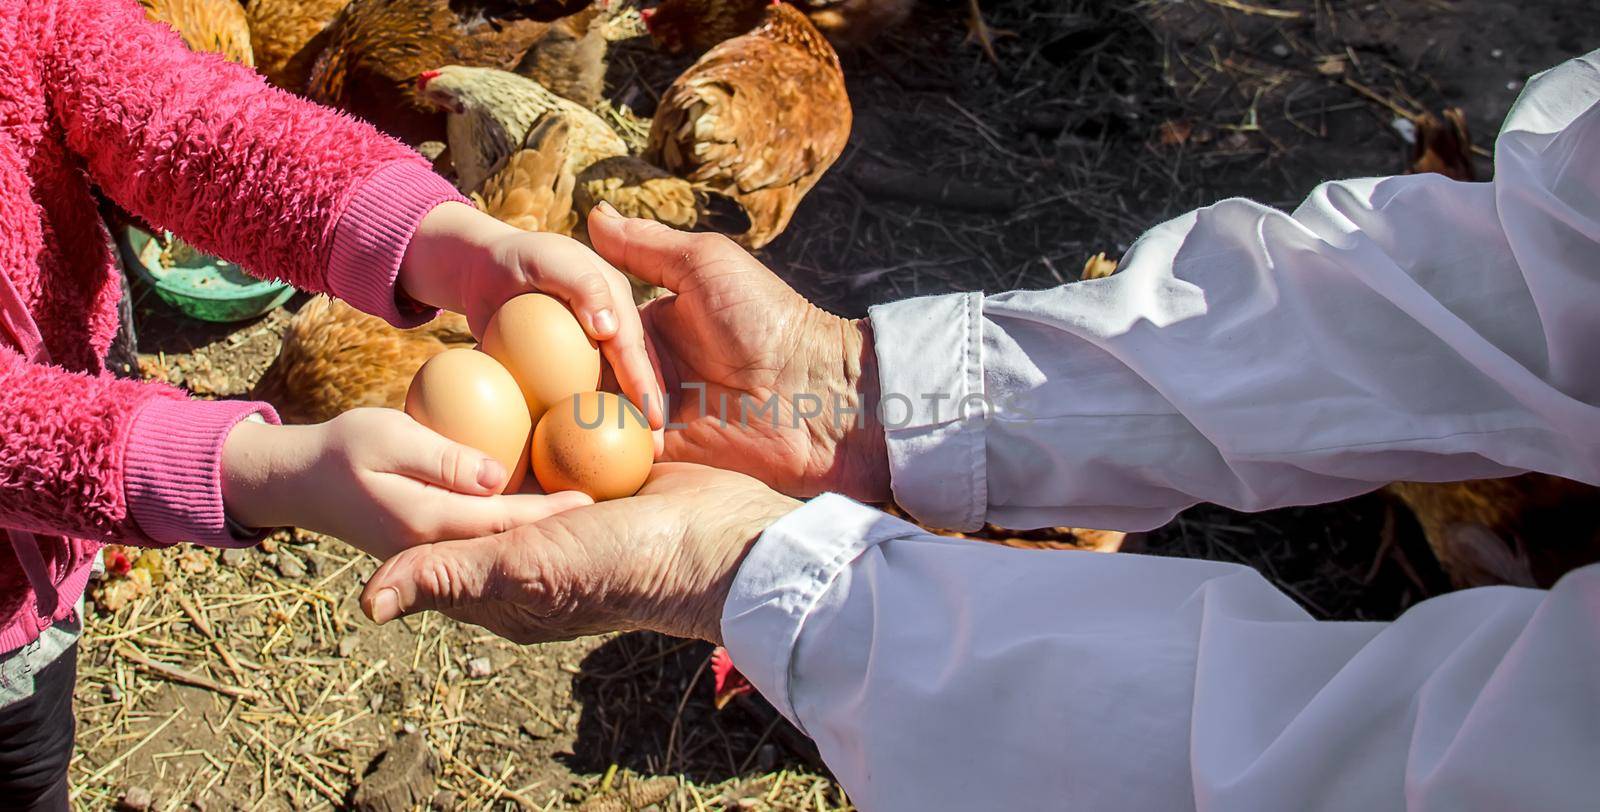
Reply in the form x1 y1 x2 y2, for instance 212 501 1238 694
220 409 591 559
399 203 665 436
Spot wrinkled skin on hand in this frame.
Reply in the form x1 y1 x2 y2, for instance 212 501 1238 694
360 464 800 644
587 206 891 502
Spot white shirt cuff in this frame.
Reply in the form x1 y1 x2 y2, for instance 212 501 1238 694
868 292 988 531
720 493 926 730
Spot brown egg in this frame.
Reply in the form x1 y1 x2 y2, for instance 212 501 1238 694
481 294 601 423
532 392 653 501
404 348 532 494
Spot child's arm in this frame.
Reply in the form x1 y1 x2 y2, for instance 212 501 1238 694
0 345 589 554
37 0 664 425
38 0 452 326
0 344 268 546
4 2 649 551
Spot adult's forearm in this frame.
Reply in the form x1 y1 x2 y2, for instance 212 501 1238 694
722 495 1600 811
869 50 1600 532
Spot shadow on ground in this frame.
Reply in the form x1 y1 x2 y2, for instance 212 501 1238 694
564 632 821 784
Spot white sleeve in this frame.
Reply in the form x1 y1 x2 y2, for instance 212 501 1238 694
722 495 1600 812
870 51 1600 532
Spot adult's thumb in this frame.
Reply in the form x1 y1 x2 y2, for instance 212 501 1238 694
361 536 503 624
586 204 716 292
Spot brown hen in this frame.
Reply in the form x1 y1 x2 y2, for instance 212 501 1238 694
647 2 851 249
140 0 255 65
643 0 910 53
251 297 474 425
305 0 606 144
244 0 350 90
1382 106 1600 588
789 0 912 49
1387 477 1600 589
1407 107 1476 182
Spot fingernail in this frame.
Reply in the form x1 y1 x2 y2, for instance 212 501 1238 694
370 588 400 624
477 458 506 490
592 308 618 335
594 200 621 219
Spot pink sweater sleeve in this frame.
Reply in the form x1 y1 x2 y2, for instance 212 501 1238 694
39 0 467 326
0 344 276 547
4 0 470 547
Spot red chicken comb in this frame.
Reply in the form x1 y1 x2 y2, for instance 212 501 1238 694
639 6 656 30
710 646 754 710
416 70 441 91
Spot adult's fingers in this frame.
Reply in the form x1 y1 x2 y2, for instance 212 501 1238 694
361 534 507 624
422 490 593 544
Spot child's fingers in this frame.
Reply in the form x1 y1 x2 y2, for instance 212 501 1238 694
513 243 665 432
517 247 626 341
422 490 593 544
382 419 509 495
596 270 667 434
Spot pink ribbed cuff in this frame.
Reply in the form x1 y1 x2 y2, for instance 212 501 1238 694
124 397 281 548
327 161 469 328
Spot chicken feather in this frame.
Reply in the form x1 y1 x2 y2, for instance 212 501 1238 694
647 3 850 248
140 0 255 65
245 0 349 89
306 0 605 144
252 297 475 425
420 65 626 194
473 116 578 235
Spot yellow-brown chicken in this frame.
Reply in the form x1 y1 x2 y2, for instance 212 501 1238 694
140 0 255 65
421 65 745 278
305 0 607 144
251 297 474 424
419 65 626 194
244 0 350 90
647 2 850 249
473 116 579 234
1382 106 1600 588
572 157 748 240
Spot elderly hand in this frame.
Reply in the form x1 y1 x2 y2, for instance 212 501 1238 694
220 409 592 560
357 464 800 644
585 204 890 501
399 202 665 436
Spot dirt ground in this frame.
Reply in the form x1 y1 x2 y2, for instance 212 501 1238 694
72 0 1600 809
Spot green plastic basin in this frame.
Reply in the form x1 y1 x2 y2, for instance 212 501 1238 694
123 226 294 323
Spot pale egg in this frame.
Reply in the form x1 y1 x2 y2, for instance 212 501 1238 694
404 348 532 494
481 294 601 423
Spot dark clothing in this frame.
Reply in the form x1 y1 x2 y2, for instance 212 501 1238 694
0 644 75 811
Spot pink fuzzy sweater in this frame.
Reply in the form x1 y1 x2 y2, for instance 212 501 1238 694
0 0 464 653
